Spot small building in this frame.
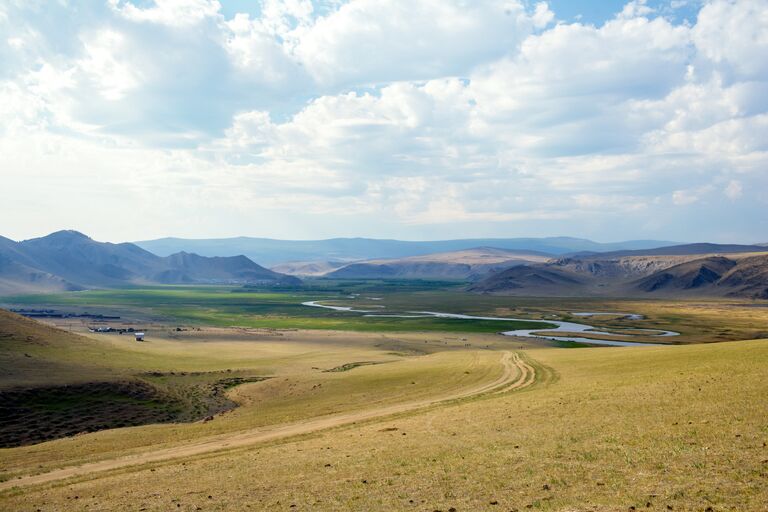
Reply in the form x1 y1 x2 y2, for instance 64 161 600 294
134 332 145 342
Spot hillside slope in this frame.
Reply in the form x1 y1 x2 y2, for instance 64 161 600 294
633 254 768 298
155 252 297 285
324 248 552 280
0 231 299 294
18 231 161 287
3 336 766 509
0 309 269 447
472 251 768 298
0 308 120 389
468 264 586 293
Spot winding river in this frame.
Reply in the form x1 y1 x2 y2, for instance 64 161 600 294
301 301 679 347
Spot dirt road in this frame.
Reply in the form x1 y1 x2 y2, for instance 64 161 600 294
0 351 535 491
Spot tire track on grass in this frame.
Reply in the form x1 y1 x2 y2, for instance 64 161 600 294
0 350 536 491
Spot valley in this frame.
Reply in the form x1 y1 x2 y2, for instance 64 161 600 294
2 232 767 511
1 294 766 510
5 1 768 508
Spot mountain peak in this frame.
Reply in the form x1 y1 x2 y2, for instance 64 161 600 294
37 230 92 242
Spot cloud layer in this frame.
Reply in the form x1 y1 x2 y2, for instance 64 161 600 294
1 0 766 242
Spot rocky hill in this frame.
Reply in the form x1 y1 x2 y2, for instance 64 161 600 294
633 254 768 298
0 231 299 294
471 248 768 299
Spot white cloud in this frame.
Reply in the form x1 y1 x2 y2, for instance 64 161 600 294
619 0 656 19
293 0 543 86
108 0 222 27
77 29 143 100
531 2 555 29
693 0 768 80
224 13 309 87
0 0 767 242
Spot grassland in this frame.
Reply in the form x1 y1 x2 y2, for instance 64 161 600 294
5 285 768 343
2 286 767 510
2 287 555 333
2 337 766 510
1 308 537 482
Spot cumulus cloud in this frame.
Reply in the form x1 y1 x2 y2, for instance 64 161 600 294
77 29 143 100
293 0 547 86
692 0 768 80
0 0 767 242
108 0 222 27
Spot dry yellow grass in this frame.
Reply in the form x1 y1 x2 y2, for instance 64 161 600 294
2 337 767 511
1 311 533 482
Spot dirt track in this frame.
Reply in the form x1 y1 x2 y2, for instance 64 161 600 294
0 350 535 492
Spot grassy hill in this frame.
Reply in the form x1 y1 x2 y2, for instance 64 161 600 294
322 247 551 280
0 308 121 389
0 309 270 446
2 288 767 509
1 324 766 510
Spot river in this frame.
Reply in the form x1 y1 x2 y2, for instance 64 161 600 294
301 301 678 347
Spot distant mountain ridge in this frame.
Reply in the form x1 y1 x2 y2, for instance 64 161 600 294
470 245 768 299
568 243 768 259
322 247 552 280
135 236 679 266
5 231 766 298
0 231 299 295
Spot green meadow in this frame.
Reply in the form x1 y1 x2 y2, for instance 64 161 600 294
5 285 768 342
2 286 556 333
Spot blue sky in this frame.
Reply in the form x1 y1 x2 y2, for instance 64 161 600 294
0 0 766 243
547 0 701 24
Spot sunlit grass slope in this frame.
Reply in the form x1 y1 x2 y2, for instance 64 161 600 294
1 308 514 481
2 338 766 510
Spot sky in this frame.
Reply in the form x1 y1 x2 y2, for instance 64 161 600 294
0 0 766 243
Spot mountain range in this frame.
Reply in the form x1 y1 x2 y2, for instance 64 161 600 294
2 231 767 299
294 248 551 280
134 236 679 266
0 231 298 295
470 244 768 299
